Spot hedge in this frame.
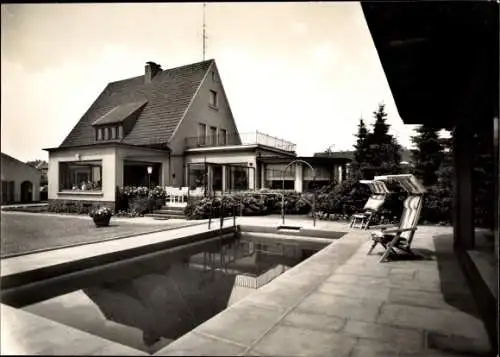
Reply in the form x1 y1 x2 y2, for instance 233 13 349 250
184 190 312 220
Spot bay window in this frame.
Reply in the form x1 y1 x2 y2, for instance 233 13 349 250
59 160 102 191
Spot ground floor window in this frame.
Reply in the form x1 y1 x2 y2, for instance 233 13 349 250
59 161 102 191
187 163 207 190
229 166 249 191
269 180 294 190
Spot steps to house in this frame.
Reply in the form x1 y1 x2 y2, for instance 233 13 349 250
145 204 187 220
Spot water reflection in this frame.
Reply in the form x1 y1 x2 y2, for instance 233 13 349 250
23 236 326 354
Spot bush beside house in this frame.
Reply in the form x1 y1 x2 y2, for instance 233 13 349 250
184 190 312 220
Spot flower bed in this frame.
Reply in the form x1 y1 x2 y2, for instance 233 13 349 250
116 186 166 216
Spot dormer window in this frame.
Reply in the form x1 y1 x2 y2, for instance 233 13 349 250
91 100 148 142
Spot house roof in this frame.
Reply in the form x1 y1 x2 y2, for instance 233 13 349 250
1 152 41 174
59 59 214 149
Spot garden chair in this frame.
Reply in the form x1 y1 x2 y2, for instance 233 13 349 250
350 180 390 229
367 174 426 263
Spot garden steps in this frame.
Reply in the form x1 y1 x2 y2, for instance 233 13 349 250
145 204 186 220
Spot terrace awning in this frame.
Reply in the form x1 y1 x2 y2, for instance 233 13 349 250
374 174 426 195
359 180 391 194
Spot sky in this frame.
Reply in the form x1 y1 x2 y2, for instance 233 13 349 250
1 2 431 162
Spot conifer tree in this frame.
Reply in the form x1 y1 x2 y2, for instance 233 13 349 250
363 103 401 178
411 125 443 186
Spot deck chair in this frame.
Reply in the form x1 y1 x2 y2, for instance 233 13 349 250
367 174 426 263
350 180 390 229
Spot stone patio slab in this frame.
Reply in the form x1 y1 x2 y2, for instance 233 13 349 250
193 302 283 347
377 303 490 344
252 325 356 357
388 288 474 311
296 292 383 322
154 331 246 356
341 320 424 353
349 339 401 357
317 280 391 301
280 310 346 332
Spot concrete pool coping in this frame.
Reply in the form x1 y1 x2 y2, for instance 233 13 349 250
1 218 492 356
0 217 351 353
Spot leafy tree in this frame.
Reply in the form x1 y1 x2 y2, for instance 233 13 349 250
420 134 454 224
26 159 47 168
411 125 443 186
26 159 48 185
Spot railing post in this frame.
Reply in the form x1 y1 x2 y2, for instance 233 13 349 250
208 205 212 230
233 205 236 227
313 190 316 227
281 193 285 225
220 201 224 230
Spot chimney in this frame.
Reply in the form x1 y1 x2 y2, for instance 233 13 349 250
145 61 162 83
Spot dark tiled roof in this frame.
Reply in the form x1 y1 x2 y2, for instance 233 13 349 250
60 59 214 148
92 100 148 126
1 152 40 173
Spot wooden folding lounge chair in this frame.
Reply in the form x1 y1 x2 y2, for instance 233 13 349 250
350 180 390 229
366 174 426 263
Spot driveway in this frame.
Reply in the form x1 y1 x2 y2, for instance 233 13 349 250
0 212 193 258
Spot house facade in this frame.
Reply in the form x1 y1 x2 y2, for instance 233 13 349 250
45 59 348 209
1 153 41 204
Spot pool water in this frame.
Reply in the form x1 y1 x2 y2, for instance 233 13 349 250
21 234 328 354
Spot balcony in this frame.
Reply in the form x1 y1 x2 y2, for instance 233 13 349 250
184 131 297 152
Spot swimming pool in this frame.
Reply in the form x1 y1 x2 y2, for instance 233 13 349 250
2 227 339 354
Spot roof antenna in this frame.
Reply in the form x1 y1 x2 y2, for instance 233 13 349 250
202 3 207 61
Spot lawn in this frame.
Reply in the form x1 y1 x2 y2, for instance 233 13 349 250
0 212 192 258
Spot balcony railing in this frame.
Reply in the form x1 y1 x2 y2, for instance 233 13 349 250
184 131 296 152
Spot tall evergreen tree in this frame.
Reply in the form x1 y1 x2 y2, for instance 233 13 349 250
411 125 443 186
363 103 401 178
350 118 371 180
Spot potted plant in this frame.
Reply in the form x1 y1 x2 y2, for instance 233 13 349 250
89 206 113 227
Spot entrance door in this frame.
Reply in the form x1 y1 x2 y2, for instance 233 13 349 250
21 181 33 202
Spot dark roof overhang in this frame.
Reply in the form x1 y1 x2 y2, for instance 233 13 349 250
44 142 170 153
362 2 499 129
258 156 351 165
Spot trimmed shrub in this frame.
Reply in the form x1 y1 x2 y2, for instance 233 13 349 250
184 190 312 220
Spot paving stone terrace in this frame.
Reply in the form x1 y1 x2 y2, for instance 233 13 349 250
0 216 493 356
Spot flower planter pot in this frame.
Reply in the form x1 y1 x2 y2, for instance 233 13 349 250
93 215 111 227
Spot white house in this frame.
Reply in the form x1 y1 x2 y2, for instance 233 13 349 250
1 153 41 204
45 59 350 210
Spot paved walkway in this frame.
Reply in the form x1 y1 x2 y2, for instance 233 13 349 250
154 225 492 357
0 217 493 356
